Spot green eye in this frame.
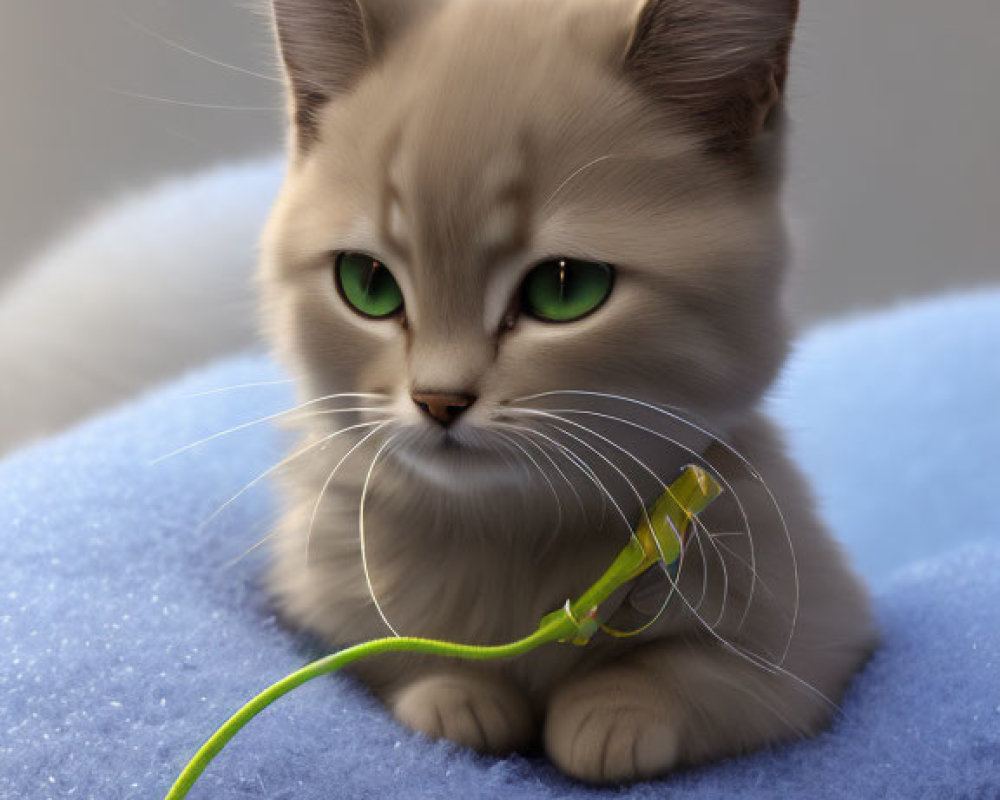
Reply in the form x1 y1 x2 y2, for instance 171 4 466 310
335 252 404 319
522 259 614 323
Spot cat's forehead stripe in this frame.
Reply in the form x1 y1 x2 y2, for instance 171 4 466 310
379 134 533 271
380 132 412 261
477 138 533 263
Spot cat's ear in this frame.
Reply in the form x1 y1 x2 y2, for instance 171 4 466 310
272 0 436 147
623 0 799 147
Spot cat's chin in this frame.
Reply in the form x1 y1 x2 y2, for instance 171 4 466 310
386 427 531 493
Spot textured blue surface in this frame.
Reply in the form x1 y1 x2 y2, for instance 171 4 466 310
2 289 999 799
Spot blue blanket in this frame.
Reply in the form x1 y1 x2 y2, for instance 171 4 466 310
3 290 999 798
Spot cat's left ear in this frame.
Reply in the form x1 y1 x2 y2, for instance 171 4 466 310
272 0 439 149
622 0 799 147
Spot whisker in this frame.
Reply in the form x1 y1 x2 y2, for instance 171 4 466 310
184 379 296 398
701 525 787 619
515 416 660 559
692 519 752 609
691 514 731 628
502 424 611 529
123 16 284 84
467 432 532 545
220 526 279 572
519 409 752 628
513 391 766 482
106 87 282 112
711 671 813 742
197 419 391 535
512 388 798 662
150 393 389 464
481 431 536 514
501 424 626 533
689 522 711 612
519 417 744 650
491 430 565 539
617 501 832 707
541 154 622 212
505 413 830 710
514 421 685 633
358 433 404 637
507 409 716 624
512 406 758 638
313 406 390 418
512 413 702 627
520 432 635 543
498 427 586 518
305 421 395 568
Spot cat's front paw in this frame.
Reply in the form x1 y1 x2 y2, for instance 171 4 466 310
391 672 534 755
545 666 680 784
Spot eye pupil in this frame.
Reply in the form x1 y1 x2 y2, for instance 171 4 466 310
335 252 404 319
364 262 380 293
522 259 614 323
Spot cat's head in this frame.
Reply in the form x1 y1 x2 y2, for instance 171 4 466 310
260 0 798 489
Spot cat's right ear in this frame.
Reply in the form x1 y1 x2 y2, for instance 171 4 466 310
271 0 434 149
622 0 799 148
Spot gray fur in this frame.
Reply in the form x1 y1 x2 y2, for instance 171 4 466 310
261 0 876 783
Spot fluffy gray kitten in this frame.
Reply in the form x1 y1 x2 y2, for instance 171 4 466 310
260 0 877 784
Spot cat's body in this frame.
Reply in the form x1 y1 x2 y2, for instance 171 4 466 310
261 0 877 783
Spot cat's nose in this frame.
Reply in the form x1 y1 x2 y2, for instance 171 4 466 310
411 391 477 428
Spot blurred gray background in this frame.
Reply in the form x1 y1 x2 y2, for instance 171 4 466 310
2 0 998 323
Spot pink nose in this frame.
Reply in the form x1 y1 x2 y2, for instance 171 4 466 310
411 392 477 427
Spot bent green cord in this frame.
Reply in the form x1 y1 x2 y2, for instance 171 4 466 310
165 465 722 799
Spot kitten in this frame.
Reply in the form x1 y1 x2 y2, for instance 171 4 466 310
260 0 877 784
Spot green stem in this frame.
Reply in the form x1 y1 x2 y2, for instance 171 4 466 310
165 627 569 799
164 465 720 799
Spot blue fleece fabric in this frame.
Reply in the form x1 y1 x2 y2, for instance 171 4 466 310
2 289 999 799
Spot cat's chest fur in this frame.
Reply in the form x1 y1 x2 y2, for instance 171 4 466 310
267 440 637 699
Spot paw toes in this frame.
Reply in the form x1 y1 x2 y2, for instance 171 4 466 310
391 673 533 755
602 721 638 782
546 679 680 784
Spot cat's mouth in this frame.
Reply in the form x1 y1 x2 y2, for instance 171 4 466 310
386 423 529 488
412 426 494 459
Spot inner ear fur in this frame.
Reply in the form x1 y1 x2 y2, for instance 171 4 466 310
623 0 799 148
271 0 439 149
